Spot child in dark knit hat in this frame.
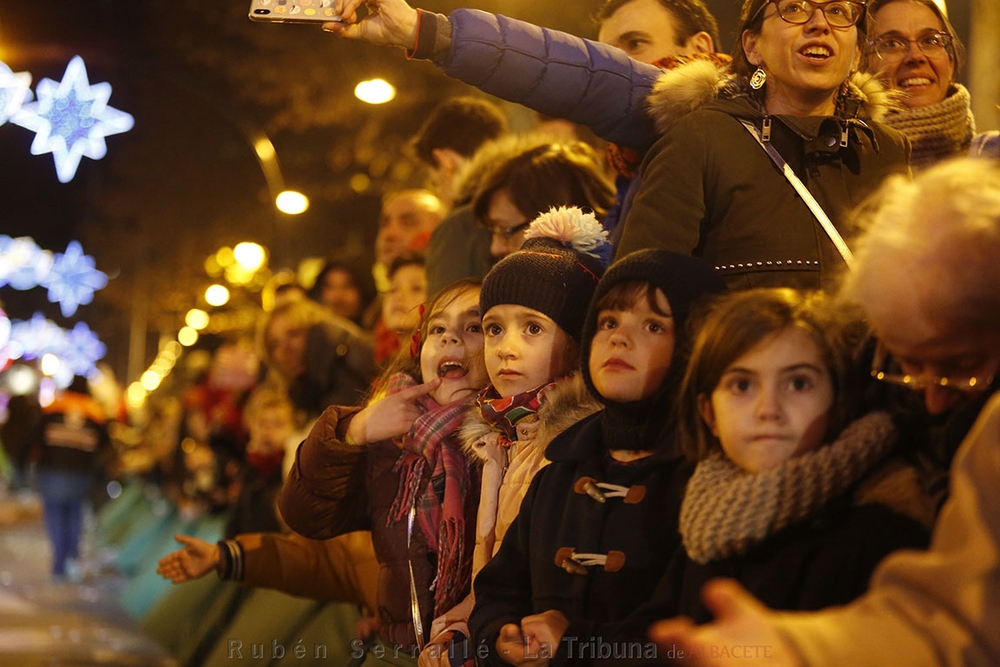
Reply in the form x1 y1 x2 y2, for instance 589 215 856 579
420 207 609 665
468 247 728 666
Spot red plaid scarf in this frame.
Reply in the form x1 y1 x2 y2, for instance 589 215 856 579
386 373 477 616
476 382 556 446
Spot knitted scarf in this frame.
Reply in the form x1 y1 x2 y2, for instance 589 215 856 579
882 84 974 170
680 411 897 565
476 382 556 445
386 373 476 616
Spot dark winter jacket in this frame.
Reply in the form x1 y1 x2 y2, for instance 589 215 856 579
468 412 692 667
618 60 910 290
26 390 111 474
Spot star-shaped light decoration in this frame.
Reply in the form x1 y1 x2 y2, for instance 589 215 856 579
61 321 107 379
11 55 134 183
0 60 32 126
8 313 65 361
0 235 54 291
43 240 109 317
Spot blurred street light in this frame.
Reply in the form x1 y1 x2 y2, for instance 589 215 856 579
205 284 230 307
233 242 266 271
184 308 209 330
276 190 309 214
355 79 395 104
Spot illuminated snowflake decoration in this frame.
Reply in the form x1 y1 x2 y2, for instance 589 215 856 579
1 236 107 316
8 313 66 361
7 315 105 387
43 241 109 317
0 60 32 126
11 55 134 183
62 321 107 378
0 235 54 290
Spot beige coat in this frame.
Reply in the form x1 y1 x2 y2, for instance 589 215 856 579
775 392 1000 666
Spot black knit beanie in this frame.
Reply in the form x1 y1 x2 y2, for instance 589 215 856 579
580 249 727 452
480 208 609 341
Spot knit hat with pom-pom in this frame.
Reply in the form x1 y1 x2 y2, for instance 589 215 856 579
480 206 609 341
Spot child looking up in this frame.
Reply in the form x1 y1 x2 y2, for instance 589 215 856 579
468 248 727 667
659 288 931 622
279 279 488 653
421 207 608 666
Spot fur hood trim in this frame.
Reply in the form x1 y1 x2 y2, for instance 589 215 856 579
460 373 601 461
853 458 936 530
646 59 901 135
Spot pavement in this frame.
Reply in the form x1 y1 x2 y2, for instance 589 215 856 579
0 486 177 667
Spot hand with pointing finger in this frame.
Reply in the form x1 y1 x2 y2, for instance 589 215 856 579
346 378 442 446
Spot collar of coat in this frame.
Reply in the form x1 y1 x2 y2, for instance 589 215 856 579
646 57 901 137
460 371 602 462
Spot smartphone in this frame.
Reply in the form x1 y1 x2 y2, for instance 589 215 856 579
249 0 342 23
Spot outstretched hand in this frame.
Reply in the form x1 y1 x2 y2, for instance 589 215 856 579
346 378 441 446
324 0 420 49
649 579 802 667
156 534 220 583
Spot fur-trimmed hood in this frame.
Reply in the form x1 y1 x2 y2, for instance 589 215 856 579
460 372 602 463
646 57 901 136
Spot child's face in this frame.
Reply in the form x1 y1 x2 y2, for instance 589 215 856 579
249 405 294 454
483 304 577 397
419 288 489 405
698 326 834 473
383 264 427 333
588 288 675 402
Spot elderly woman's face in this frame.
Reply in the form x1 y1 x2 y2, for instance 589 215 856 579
868 1 954 108
743 0 861 115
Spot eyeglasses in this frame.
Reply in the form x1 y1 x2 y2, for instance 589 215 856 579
755 0 866 29
870 31 952 61
870 341 996 393
482 220 530 239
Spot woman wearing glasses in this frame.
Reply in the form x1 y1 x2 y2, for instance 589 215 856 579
615 0 909 291
864 0 973 168
470 141 615 261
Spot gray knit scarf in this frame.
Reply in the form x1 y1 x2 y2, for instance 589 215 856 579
882 84 974 170
680 411 897 564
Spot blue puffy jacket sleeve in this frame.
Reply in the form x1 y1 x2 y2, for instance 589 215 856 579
438 9 660 151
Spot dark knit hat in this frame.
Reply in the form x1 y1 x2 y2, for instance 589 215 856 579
580 248 727 451
480 207 609 341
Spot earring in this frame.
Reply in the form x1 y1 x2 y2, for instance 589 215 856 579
750 67 767 90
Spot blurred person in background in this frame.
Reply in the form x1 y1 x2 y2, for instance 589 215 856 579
308 259 376 327
409 95 508 296
471 141 616 260
21 376 112 581
260 298 376 420
376 252 428 366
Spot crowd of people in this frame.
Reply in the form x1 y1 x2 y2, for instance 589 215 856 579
3 0 998 664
